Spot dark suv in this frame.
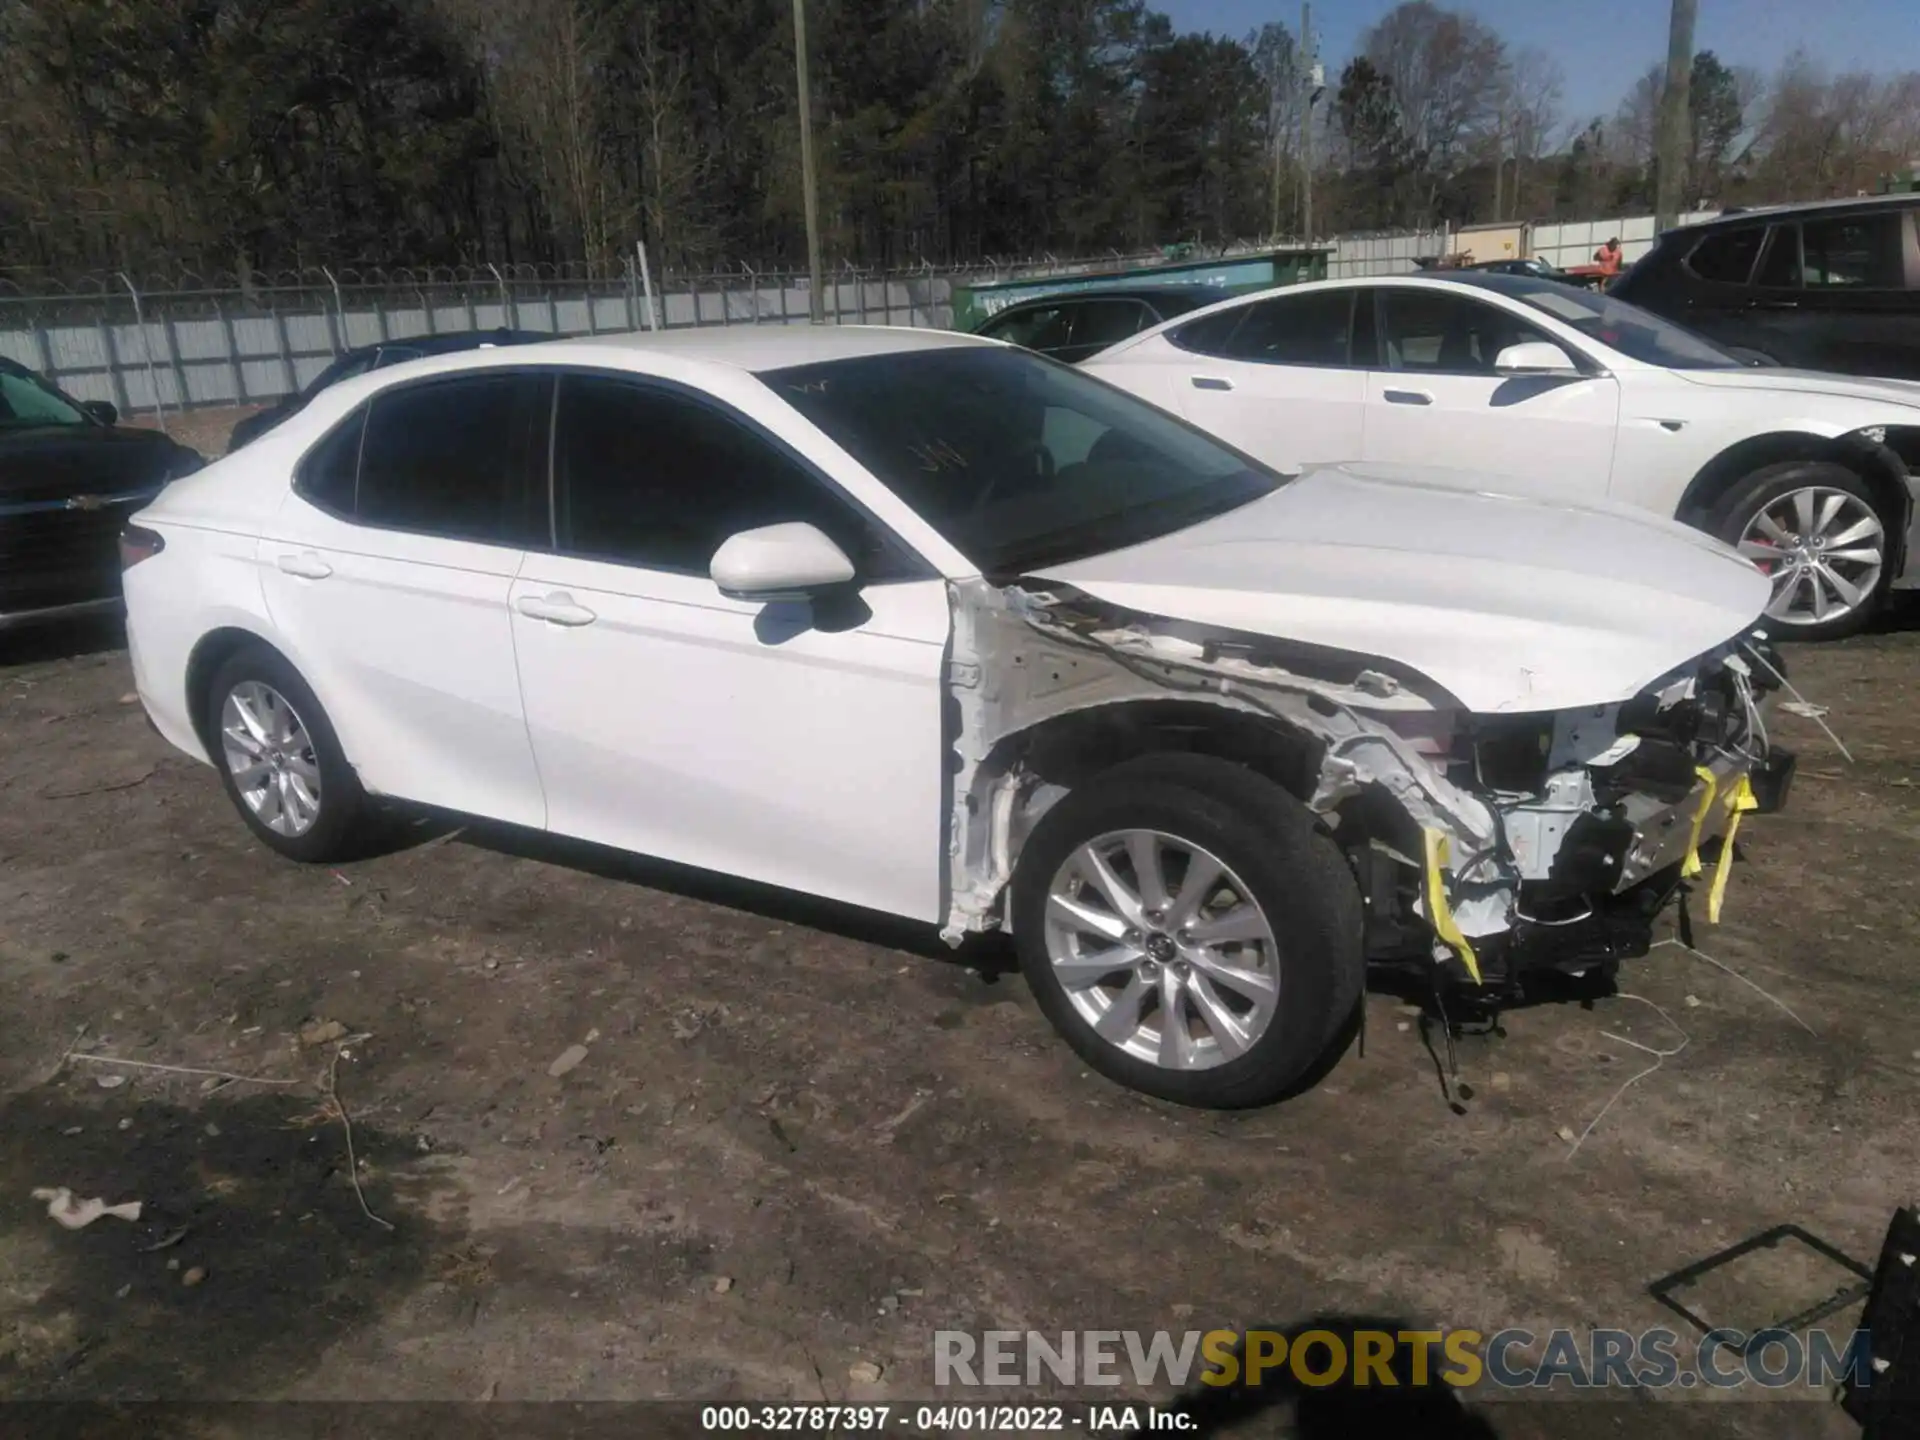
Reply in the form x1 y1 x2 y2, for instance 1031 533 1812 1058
1611 194 1920 378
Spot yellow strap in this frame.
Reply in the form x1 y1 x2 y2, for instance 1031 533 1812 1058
1681 765 1719 879
1706 775 1759 924
1421 828 1482 984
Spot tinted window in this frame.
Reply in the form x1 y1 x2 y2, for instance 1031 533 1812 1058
1167 307 1247 356
1686 227 1764 284
1755 226 1802 288
355 373 544 543
1802 213 1904 288
1071 299 1154 351
1379 289 1551 374
0 367 88 428
1212 290 1355 366
296 407 366 513
980 305 1073 353
374 346 426 368
552 374 915 580
765 347 1280 574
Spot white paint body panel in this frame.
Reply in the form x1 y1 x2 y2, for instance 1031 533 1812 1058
1032 463 1770 715
508 555 950 920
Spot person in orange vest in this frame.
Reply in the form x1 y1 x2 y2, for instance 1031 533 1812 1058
1593 237 1624 274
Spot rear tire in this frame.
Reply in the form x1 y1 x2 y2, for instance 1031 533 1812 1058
204 645 368 862
1009 753 1364 1109
1707 460 1892 642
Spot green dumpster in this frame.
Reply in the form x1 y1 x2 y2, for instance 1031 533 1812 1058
951 247 1332 332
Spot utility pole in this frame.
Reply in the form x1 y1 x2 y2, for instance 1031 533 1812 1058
1298 2 1313 241
1654 0 1697 232
793 0 825 322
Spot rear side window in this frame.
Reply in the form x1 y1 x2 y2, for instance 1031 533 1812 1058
1755 226 1802 288
352 373 547 544
1170 290 1356 367
1070 299 1154 351
981 305 1074 353
1801 213 1904 288
1686 227 1764 284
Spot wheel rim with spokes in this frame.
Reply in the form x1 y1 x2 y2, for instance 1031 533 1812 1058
1737 487 1884 628
1043 829 1280 1072
220 681 323 837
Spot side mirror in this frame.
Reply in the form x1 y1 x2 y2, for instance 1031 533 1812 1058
1493 341 1580 376
710 522 856 602
83 400 119 425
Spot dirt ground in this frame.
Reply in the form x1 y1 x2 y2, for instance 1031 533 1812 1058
2 417 1917 1437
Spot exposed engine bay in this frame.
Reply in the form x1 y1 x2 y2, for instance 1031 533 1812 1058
942 577 1794 994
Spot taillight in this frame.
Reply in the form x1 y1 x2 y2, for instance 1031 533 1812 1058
120 524 165 571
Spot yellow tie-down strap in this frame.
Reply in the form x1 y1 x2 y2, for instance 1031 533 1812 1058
1421 828 1482 984
1681 765 1719 879
1707 773 1759 924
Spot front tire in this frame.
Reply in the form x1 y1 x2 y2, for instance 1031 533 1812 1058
1010 754 1364 1109
204 645 368 862
1709 460 1892 642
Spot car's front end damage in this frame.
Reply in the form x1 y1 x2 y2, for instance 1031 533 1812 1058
941 576 1791 1001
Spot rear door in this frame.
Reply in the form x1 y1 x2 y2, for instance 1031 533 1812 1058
1748 210 1920 379
1361 286 1620 497
1157 287 1370 468
257 370 550 826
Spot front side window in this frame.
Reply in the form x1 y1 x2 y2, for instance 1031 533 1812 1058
353 373 546 543
1069 299 1155 352
1378 289 1552 374
1801 213 1904 288
0 367 89 429
1686 226 1764 284
551 374 917 581
765 347 1280 574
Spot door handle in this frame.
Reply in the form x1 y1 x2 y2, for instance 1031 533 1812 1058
1190 376 1234 392
1383 389 1433 406
515 591 597 627
276 551 332 580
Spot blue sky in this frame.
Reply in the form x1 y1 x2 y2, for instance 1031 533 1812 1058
1156 0 1920 129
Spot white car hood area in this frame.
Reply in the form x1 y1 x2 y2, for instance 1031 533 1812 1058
1030 462 1770 715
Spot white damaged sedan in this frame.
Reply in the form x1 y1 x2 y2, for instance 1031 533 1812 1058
121 327 1793 1108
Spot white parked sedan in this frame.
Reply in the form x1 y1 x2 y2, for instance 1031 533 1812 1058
122 327 1790 1108
1082 273 1920 639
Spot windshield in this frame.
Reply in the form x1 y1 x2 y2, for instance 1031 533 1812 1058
0 366 90 429
764 347 1282 573
1508 283 1742 370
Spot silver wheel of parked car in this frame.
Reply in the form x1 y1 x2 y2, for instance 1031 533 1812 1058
1737 485 1885 629
219 680 323 837
1044 828 1280 1071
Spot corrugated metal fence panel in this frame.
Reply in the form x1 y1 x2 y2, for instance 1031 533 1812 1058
1529 210 1721 267
1329 231 1451 278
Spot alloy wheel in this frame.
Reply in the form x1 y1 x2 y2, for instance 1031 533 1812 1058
1042 829 1280 1071
219 681 323 837
1737 486 1885 628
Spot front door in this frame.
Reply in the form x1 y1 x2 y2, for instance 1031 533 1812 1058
508 371 951 922
1362 286 1621 501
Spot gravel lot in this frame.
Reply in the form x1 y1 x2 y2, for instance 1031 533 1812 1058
1 413 1915 1437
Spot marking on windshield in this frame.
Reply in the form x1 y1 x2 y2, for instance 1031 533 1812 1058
785 379 831 394
909 438 969 473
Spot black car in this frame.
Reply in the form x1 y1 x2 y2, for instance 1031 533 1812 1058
0 358 204 631
227 328 546 450
1610 194 1920 378
1465 256 1576 283
971 286 1223 363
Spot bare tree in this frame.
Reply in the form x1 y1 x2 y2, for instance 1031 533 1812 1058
1360 0 1509 222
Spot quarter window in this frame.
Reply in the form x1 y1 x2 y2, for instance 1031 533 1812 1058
351 373 546 543
550 374 917 581
295 407 366 514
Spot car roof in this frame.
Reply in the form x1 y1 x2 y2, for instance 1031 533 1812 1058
333 329 547 365
1667 192 1920 234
